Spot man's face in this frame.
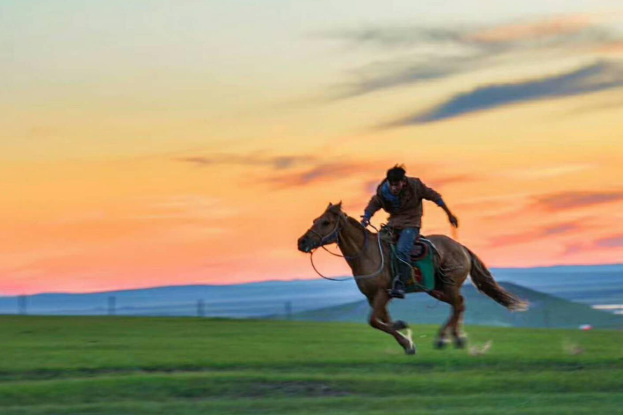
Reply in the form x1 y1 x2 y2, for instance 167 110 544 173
389 179 406 195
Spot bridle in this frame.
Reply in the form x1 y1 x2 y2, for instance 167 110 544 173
307 214 367 260
306 213 386 281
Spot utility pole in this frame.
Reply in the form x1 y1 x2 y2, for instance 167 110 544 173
197 299 205 317
543 306 550 328
18 295 27 315
285 301 292 320
107 296 116 316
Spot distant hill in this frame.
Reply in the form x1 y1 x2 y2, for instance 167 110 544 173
0 280 364 317
1 263 621 319
289 282 623 329
492 264 623 306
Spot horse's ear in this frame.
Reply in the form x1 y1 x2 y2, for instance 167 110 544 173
328 201 342 212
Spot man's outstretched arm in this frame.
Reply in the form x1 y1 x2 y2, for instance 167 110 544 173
418 179 458 228
436 198 459 228
361 195 382 226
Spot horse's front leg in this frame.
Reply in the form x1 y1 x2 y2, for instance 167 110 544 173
368 291 416 355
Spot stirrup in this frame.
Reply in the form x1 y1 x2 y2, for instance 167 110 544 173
388 288 406 299
388 280 406 299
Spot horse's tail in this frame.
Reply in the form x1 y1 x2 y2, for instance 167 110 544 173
464 247 528 311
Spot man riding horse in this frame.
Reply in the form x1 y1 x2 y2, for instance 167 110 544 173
361 165 459 299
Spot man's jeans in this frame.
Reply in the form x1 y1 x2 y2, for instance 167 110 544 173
396 227 420 264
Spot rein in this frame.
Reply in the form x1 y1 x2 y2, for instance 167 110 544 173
310 222 368 260
309 220 386 282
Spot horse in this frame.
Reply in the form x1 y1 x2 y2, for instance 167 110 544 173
297 202 527 355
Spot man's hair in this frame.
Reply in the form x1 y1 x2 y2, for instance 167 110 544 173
386 164 406 183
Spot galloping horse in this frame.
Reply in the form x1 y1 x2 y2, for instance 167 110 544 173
297 202 527 355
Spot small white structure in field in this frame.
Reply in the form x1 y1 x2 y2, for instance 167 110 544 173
579 324 593 331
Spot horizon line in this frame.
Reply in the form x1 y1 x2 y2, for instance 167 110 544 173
2 262 622 297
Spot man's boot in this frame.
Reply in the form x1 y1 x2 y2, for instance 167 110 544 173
389 261 411 299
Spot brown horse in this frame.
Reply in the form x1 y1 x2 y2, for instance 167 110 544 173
297 202 527 355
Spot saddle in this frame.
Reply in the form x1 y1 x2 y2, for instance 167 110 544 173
379 226 439 293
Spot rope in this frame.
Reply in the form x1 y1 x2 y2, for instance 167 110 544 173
426 300 441 309
308 215 368 260
310 225 386 282
309 221 458 284
309 252 351 281
320 226 368 260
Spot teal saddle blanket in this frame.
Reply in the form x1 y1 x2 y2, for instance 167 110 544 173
389 238 437 293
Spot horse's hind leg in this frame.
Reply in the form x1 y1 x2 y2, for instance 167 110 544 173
450 294 467 348
430 241 472 348
435 314 452 349
428 290 452 349
432 288 466 349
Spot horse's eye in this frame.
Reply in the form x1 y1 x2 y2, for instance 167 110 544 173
321 220 330 226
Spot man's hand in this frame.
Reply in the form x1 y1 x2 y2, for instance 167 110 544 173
448 213 459 228
360 215 371 228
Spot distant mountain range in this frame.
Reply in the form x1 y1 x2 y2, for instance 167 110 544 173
488 264 623 306
0 264 621 326
288 282 623 329
0 280 364 318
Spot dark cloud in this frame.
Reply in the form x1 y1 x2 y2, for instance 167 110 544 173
329 16 601 50
596 235 623 248
561 243 585 256
488 221 582 247
487 232 536 247
264 163 369 188
178 152 393 190
177 154 315 170
323 15 623 100
536 189 623 210
542 223 580 236
324 25 487 100
561 234 623 256
428 174 476 188
333 55 486 100
382 61 623 126
327 26 469 49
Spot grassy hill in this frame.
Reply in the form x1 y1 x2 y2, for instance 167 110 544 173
493 264 623 305
0 316 622 414
0 280 364 317
290 282 623 329
2 264 621 318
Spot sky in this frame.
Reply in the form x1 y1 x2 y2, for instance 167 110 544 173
1 0 623 294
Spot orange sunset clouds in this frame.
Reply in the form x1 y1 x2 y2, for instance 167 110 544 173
1 2 623 294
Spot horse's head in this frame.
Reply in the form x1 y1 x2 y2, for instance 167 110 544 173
297 202 345 253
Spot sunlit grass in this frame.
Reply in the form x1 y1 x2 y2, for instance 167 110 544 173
0 316 621 414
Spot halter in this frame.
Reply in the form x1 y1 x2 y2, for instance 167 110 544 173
307 214 368 260
306 214 386 281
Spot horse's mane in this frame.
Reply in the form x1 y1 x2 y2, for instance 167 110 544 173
325 203 375 236
343 212 376 236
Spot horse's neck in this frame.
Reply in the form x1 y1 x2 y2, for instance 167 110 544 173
337 216 387 297
337 216 370 259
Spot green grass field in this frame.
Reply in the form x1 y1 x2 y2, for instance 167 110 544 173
0 316 622 414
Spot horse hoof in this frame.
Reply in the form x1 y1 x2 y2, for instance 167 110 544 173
393 320 408 331
454 336 468 349
405 344 417 355
435 338 449 350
